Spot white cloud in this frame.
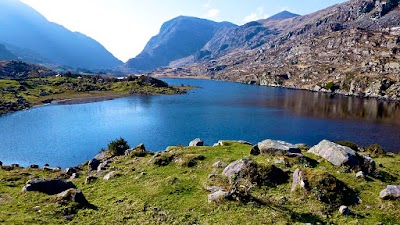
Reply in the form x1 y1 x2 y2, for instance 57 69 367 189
243 7 270 23
204 8 220 19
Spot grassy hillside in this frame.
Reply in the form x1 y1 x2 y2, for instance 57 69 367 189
0 74 191 114
0 141 399 224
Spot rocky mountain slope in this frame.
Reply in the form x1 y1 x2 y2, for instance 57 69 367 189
125 16 236 72
0 60 54 79
154 0 400 101
0 44 17 60
0 0 122 69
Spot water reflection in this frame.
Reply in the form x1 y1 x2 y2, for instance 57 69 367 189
259 90 400 125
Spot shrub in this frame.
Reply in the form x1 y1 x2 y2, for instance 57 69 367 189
335 141 359 151
108 137 130 156
366 144 386 156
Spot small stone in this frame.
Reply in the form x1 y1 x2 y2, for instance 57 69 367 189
356 171 365 179
208 190 230 203
212 160 227 168
339 205 350 215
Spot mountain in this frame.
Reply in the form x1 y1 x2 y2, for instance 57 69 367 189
155 0 400 101
0 0 122 69
125 16 236 72
0 44 17 60
265 10 300 20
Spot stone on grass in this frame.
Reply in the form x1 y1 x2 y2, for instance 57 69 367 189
222 158 253 179
208 190 230 203
56 188 87 204
65 167 77 176
257 139 301 156
125 143 147 157
97 160 111 172
339 205 350 215
212 161 227 168
189 138 204 147
308 140 359 167
103 171 118 181
22 178 76 195
359 155 376 174
356 171 365 179
88 158 100 171
206 186 226 194
291 168 308 192
30 164 39 169
85 176 97 184
250 144 260 155
379 185 400 200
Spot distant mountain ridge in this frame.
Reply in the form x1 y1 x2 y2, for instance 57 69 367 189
0 44 17 60
0 0 122 69
125 16 236 72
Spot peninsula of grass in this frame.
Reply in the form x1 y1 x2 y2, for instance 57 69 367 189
0 74 193 114
0 140 399 224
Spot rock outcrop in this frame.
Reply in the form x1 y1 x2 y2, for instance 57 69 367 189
189 138 204 147
22 178 76 195
256 139 301 156
379 185 400 200
308 140 359 167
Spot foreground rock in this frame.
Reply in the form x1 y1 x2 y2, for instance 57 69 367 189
22 178 76 195
254 139 301 156
339 205 350 215
208 190 230 203
88 158 100 171
308 140 359 167
189 138 204 147
125 143 147 157
291 168 307 191
379 185 400 200
56 188 88 204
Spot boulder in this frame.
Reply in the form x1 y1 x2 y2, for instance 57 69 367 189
212 160 227 168
97 160 111 172
189 138 204 147
308 140 359 167
208 190 230 203
56 188 87 204
339 205 350 215
22 178 76 195
291 168 308 192
94 151 107 160
222 158 253 179
103 171 118 181
257 139 301 156
359 155 376 174
206 186 226 193
215 140 252 146
250 144 260 155
0 161 2 167
85 176 97 184
125 143 147 157
11 164 20 168
30 164 39 169
65 167 77 176
88 158 100 171
356 171 365 179
379 185 400 200
43 166 61 171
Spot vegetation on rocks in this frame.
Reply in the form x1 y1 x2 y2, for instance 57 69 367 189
0 139 399 224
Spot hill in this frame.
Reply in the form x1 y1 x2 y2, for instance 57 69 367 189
125 16 236 72
0 0 122 69
0 44 17 60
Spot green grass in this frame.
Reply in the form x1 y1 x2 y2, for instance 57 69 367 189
1 142 399 224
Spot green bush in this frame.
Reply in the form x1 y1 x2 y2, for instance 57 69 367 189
335 141 359 151
366 144 386 156
108 137 130 156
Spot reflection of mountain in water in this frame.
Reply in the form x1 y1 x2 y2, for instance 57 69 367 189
263 90 400 125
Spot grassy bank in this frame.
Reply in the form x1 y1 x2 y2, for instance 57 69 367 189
0 141 399 224
0 74 192 114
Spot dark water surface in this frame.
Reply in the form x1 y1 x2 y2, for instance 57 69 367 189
0 79 399 168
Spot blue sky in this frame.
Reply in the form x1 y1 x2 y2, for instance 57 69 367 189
21 0 348 62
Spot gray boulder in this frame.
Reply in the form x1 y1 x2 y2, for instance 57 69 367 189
213 160 227 168
360 155 376 174
88 158 100 171
65 167 77 176
291 168 308 192
206 186 226 193
257 139 301 156
356 171 365 179
56 188 87 204
94 151 107 160
222 158 253 179
250 144 260 155
379 185 400 200
189 138 204 147
103 171 118 180
125 143 147 157
22 178 76 195
97 160 111 172
308 140 359 167
215 140 252 146
208 190 230 203
339 205 350 215
43 166 61 171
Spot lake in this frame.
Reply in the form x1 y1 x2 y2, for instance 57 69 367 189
0 79 399 168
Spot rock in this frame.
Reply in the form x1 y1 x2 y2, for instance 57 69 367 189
379 185 400 200
291 168 308 191
215 140 253 146
43 166 61 171
103 171 118 181
68 173 79 181
65 167 77 176
189 138 204 147
97 160 111 172
208 190 230 203
0 161 2 167
30 164 39 169
85 176 97 184
212 160 227 168
206 186 226 193
11 164 20 168
257 139 301 156
32 206 41 212
356 171 365 179
339 205 350 215
359 155 376 174
222 158 253 179
308 140 359 167
250 144 260 155
125 143 147 157
56 188 87 204
94 151 107 160
274 158 286 164
88 158 100 171
22 178 76 195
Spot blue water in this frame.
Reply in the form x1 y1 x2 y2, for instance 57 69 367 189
0 79 399 168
